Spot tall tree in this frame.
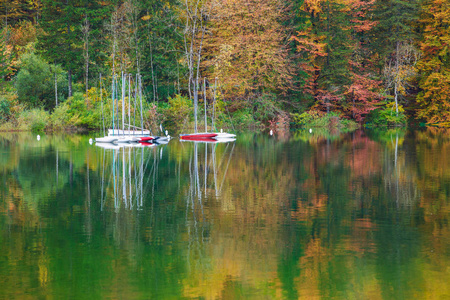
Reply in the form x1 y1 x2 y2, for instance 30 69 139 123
371 0 420 114
38 0 112 98
415 0 450 123
38 0 84 97
293 0 353 113
203 0 294 100
344 0 382 121
181 0 211 100
139 0 183 101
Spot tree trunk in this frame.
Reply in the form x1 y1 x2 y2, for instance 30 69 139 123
66 0 72 97
55 72 58 107
68 69 73 97
395 41 399 117
82 14 90 95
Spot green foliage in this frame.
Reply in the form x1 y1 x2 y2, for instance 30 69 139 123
231 109 260 129
18 108 50 132
49 102 72 130
63 92 100 129
365 102 407 127
140 0 184 102
161 94 193 131
0 97 11 123
252 94 280 123
15 52 67 109
291 110 358 130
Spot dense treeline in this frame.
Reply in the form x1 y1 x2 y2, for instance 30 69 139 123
0 0 449 131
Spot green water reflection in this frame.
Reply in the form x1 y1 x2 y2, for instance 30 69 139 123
0 129 449 299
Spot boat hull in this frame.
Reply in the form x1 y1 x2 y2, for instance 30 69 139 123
95 136 118 143
179 133 218 140
214 132 236 139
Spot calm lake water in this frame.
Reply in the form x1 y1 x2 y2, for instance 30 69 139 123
1 128 450 299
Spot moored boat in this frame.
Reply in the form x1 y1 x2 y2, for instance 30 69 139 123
180 132 218 140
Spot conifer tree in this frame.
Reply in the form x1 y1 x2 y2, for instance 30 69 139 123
38 0 84 97
371 0 420 115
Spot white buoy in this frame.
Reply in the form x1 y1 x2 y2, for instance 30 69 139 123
309 128 312 133
37 135 40 141
269 130 273 136
89 138 93 145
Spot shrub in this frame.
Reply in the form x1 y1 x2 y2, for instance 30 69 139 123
144 103 165 134
18 108 49 132
232 109 260 128
252 94 280 123
49 102 72 130
0 97 11 123
162 94 193 131
365 102 407 127
15 52 67 109
291 109 358 129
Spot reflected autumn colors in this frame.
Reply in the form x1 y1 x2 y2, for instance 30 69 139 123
1 129 450 299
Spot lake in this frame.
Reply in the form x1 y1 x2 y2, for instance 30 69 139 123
0 128 449 299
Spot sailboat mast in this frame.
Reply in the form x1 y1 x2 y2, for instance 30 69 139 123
134 74 137 132
100 73 105 136
139 75 143 135
204 77 207 132
122 72 125 134
116 74 119 136
212 78 217 131
194 78 198 133
112 75 115 135
128 74 131 133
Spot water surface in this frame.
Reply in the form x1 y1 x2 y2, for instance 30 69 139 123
1 129 450 299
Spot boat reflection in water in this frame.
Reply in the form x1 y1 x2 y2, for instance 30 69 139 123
96 141 166 211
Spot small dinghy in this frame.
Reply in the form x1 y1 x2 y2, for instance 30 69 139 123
214 132 236 139
95 136 118 143
180 132 218 140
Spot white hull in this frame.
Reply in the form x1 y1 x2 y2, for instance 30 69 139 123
96 135 143 144
114 136 142 143
95 136 118 143
214 132 236 139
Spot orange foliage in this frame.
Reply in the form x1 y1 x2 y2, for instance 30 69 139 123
203 0 294 99
416 0 450 123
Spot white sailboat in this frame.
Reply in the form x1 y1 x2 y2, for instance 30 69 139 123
210 78 236 141
96 73 161 145
180 78 235 142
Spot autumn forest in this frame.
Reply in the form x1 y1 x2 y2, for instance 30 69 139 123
0 0 449 130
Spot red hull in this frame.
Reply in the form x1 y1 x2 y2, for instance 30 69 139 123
139 136 156 142
180 133 218 140
180 137 218 143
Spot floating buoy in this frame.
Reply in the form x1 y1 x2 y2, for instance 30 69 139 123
89 138 93 145
270 130 273 136
309 128 312 133
37 135 40 141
